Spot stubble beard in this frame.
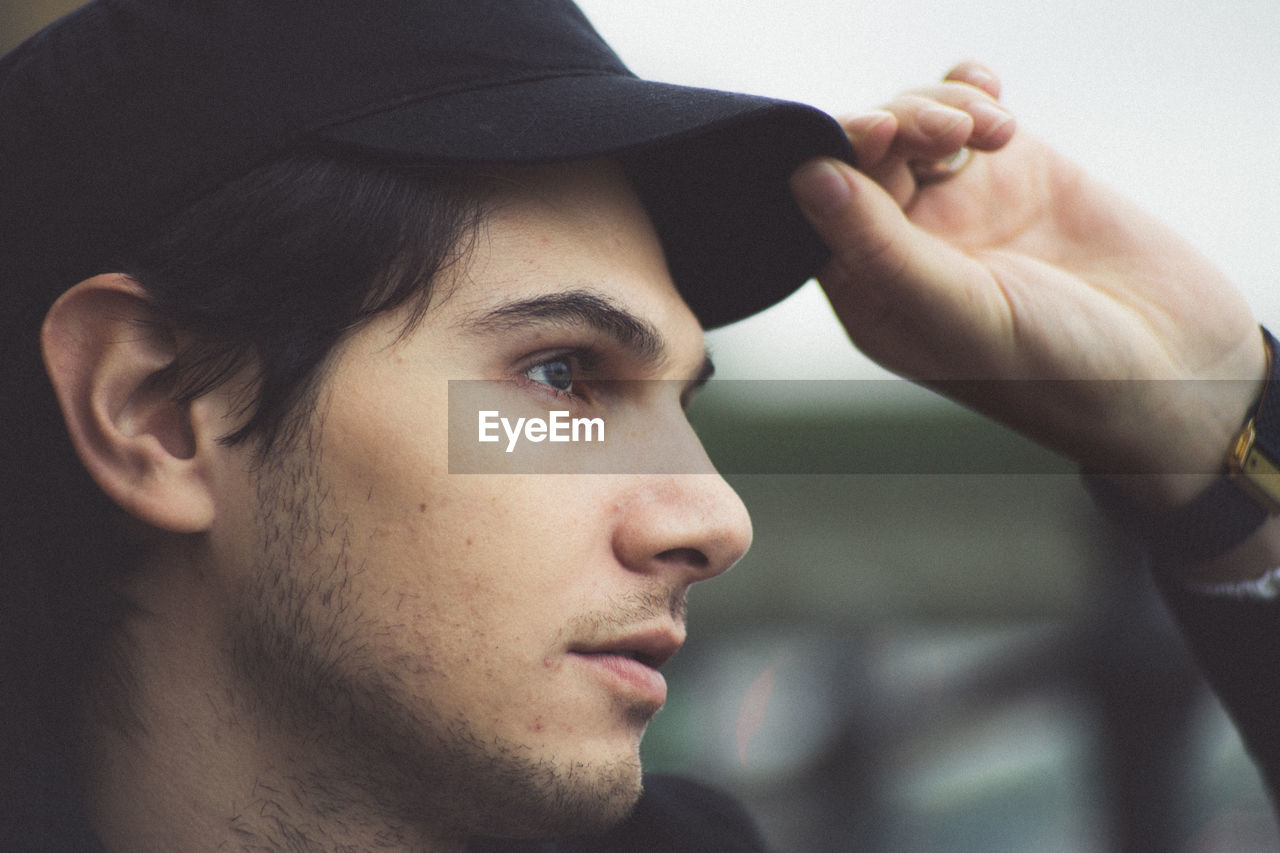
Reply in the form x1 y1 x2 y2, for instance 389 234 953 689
224 435 645 846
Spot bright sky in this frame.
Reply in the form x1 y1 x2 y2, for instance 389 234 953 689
576 0 1280 382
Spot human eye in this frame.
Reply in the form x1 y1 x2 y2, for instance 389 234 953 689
524 356 576 398
519 349 600 403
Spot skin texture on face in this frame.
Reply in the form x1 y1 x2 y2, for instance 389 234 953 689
166 160 755 848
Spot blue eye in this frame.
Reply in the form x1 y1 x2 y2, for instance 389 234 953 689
525 358 574 394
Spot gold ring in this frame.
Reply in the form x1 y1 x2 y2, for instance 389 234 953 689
909 147 973 185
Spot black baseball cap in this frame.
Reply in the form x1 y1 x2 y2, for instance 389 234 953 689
0 0 853 330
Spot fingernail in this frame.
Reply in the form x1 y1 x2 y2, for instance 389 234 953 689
840 109 894 133
918 104 968 138
791 160 850 217
965 67 998 92
970 101 1014 140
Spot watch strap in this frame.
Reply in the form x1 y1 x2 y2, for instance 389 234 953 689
1252 327 1280 456
1083 473 1267 568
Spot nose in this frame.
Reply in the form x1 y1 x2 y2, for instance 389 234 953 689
610 420 753 585
612 473 753 584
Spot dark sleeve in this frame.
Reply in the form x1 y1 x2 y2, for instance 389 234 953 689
1156 573 1280 794
0 738 108 853
467 774 772 853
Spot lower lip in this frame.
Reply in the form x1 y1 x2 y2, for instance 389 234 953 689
571 653 668 707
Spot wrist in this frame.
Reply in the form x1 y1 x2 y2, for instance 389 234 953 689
1084 327 1280 572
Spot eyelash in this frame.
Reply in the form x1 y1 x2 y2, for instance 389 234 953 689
518 348 599 403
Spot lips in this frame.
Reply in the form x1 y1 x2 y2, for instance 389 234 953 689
568 627 683 669
568 627 683 706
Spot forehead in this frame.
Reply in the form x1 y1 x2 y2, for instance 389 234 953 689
434 160 708 361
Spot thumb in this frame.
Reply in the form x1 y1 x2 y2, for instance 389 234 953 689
789 157 1004 379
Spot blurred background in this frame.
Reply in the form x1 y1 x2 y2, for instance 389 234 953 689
5 0 1279 849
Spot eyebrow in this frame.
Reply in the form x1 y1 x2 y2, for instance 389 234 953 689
460 288 716 388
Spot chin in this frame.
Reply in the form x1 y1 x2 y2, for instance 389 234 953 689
544 749 646 834
460 749 645 842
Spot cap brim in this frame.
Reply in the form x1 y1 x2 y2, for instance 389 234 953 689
317 74 853 328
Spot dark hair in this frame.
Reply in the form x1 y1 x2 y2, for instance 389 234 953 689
0 148 488 836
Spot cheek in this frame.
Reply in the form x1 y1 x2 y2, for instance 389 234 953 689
342 473 617 647
315 398 630 698
350 538 588 739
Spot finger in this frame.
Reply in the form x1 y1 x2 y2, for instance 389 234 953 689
837 71 1017 210
837 102 957 207
856 95 976 207
836 109 898 169
882 87 1015 155
858 99 1011 207
788 157 1002 378
944 60 1002 99
882 94 975 160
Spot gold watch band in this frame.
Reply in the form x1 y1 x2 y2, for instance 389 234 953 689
1230 422 1280 513
1227 328 1280 514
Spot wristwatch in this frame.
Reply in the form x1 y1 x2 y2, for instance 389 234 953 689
1227 327 1280 513
1084 326 1280 567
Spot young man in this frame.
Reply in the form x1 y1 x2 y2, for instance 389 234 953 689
3 1 1278 851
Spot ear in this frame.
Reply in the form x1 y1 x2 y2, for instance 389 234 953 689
41 274 219 533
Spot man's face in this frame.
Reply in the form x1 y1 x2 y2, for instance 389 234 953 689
210 160 753 839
